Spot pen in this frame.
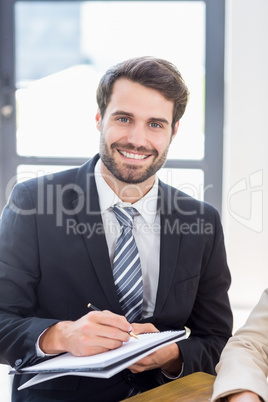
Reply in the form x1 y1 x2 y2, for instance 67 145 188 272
87 303 138 339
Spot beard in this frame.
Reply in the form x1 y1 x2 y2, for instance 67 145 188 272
99 134 169 184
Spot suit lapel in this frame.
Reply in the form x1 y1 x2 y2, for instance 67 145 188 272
71 159 183 319
153 181 182 318
72 155 122 314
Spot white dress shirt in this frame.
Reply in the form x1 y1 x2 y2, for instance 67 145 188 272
94 159 160 319
95 164 183 379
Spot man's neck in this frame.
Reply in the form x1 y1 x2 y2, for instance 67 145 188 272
100 162 155 203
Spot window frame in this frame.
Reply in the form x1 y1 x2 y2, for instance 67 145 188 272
0 0 225 213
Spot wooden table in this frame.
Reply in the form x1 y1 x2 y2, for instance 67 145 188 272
122 372 216 402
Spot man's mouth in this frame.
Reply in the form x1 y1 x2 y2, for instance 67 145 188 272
118 150 150 160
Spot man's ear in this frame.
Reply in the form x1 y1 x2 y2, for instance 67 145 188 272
95 109 102 131
171 121 180 142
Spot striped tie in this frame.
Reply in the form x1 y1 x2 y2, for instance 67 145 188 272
112 205 143 323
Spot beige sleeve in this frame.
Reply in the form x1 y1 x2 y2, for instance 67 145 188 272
211 288 268 402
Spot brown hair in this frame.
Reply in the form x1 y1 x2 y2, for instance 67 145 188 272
96 56 190 132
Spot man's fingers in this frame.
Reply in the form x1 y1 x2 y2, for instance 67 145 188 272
86 310 132 341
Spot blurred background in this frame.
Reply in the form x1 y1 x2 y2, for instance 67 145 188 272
0 0 268 400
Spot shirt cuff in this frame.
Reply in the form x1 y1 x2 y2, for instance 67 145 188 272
161 362 184 380
35 328 59 358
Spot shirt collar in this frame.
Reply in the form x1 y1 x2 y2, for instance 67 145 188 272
95 159 159 224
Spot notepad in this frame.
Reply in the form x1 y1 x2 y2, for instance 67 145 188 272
10 330 186 390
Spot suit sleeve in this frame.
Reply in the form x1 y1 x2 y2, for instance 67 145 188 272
177 208 233 375
0 183 59 369
211 289 268 402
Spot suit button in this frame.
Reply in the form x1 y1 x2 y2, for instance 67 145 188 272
15 359 23 367
126 372 135 382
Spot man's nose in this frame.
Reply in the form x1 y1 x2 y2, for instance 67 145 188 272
127 123 147 147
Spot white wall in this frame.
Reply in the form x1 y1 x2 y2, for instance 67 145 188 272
223 0 268 315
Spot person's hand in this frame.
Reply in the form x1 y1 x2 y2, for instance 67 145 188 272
128 323 182 375
39 310 132 356
227 391 262 401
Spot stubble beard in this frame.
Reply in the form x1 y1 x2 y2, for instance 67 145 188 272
99 133 169 184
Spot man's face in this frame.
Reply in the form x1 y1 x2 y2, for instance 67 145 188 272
96 78 179 185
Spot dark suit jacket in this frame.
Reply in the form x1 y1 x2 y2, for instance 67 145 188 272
0 154 232 402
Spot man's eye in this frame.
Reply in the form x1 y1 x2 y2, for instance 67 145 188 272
118 117 129 123
150 122 161 128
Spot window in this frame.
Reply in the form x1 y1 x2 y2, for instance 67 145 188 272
0 0 225 213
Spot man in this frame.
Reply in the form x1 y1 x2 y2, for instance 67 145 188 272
212 288 268 402
0 56 232 401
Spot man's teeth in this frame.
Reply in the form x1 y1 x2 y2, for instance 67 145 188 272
120 151 148 160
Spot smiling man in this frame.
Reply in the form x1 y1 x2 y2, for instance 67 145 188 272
0 57 233 402
97 78 178 194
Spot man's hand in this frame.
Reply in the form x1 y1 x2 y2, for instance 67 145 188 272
227 391 262 402
128 323 182 376
39 310 132 356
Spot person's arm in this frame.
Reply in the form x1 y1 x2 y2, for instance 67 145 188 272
131 207 232 378
128 207 232 378
39 310 132 356
0 183 61 369
176 207 233 375
0 182 132 369
211 289 268 402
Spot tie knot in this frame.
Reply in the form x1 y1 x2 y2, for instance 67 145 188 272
113 205 137 228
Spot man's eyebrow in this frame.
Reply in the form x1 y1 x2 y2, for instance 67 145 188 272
111 110 134 117
149 117 170 125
